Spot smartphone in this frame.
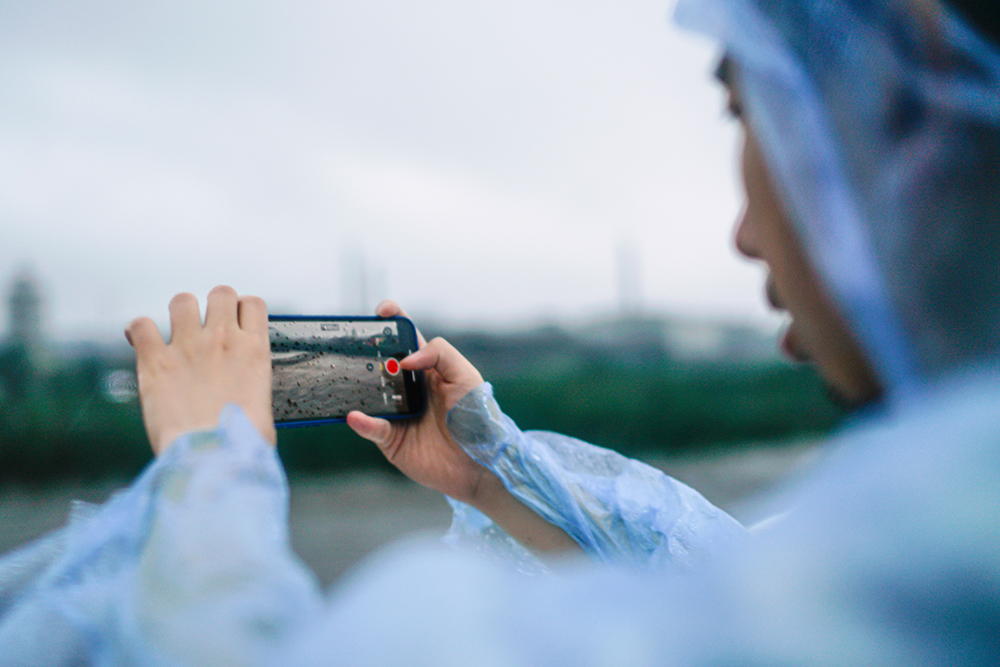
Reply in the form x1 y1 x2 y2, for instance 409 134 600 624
269 315 426 427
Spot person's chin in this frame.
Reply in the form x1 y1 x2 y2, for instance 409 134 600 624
780 324 879 412
820 378 881 412
780 323 810 363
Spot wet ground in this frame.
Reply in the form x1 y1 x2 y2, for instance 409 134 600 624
0 442 821 588
272 351 409 422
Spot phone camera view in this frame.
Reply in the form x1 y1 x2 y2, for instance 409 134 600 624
269 317 423 426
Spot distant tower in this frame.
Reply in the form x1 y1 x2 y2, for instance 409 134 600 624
616 237 643 316
340 245 387 314
8 270 44 347
1 269 47 399
340 246 369 314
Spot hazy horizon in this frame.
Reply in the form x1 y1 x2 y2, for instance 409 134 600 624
1 0 777 341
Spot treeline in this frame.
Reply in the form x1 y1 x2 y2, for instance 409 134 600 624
0 362 150 481
0 354 845 484
488 359 843 457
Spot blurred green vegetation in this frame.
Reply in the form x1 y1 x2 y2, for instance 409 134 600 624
489 359 843 457
0 358 150 482
0 343 846 484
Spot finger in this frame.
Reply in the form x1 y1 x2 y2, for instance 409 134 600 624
375 300 402 317
402 337 482 385
125 316 167 358
168 292 202 342
375 300 427 347
237 295 269 335
204 285 240 332
346 411 394 449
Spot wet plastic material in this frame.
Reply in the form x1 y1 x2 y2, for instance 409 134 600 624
443 383 745 570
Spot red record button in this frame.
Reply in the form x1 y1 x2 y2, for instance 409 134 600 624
385 358 400 375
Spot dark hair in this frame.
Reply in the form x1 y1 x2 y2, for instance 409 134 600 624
946 1 1000 45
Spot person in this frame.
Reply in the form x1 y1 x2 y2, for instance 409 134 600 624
2 0 999 664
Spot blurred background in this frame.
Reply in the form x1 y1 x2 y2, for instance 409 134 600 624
0 0 845 583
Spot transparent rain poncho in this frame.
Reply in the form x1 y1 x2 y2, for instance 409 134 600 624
442 383 744 571
2 0 1000 664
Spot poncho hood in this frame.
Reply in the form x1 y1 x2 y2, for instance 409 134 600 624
676 0 1000 404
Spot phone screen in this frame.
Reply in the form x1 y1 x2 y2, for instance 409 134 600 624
269 316 425 427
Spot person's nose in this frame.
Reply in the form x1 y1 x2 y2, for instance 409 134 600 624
734 208 760 260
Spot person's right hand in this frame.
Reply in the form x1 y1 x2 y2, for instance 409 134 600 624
346 301 488 505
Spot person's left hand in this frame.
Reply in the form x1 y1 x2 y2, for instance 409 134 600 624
349 302 582 556
125 285 276 456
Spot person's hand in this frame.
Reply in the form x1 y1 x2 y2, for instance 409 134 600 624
350 302 581 556
125 285 276 456
346 301 488 504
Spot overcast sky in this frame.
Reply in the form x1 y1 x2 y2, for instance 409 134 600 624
0 0 776 341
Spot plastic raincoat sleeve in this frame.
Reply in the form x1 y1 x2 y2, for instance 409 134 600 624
0 404 324 667
443 383 745 569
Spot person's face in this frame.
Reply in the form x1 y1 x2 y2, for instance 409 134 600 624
726 74 882 405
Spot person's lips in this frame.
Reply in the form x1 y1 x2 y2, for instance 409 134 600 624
766 277 810 362
765 278 783 310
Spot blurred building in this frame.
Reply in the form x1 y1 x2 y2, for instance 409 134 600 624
0 269 136 405
0 269 50 400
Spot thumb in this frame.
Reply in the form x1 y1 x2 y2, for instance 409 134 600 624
346 411 394 449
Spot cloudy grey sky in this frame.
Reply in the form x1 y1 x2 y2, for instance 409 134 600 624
1 0 773 341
